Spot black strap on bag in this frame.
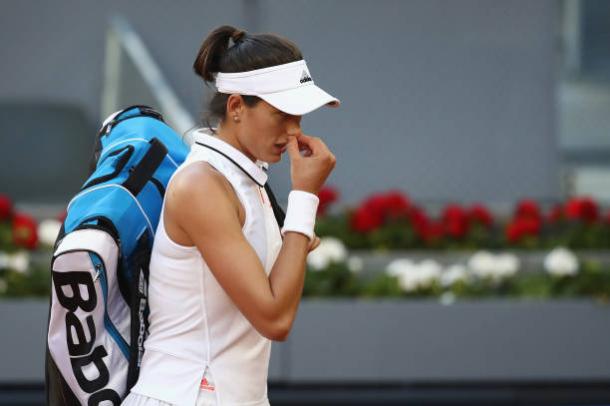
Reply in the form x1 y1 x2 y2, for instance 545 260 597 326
126 232 152 390
264 183 286 229
122 138 168 196
82 146 135 190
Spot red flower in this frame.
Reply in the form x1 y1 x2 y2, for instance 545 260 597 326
605 210 610 225
349 190 411 233
441 204 469 239
362 194 386 219
0 194 12 221
547 204 564 223
382 190 411 220
565 197 599 224
408 205 432 240
12 212 38 249
316 186 339 217
408 205 429 231
506 217 541 243
357 190 411 225
419 220 445 243
515 199 541 220
350 206 383 233
468 204 493 227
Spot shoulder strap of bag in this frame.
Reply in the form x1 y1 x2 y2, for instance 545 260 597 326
122 138 168 196
264 183 286 229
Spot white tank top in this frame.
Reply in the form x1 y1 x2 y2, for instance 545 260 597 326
129 129 283 406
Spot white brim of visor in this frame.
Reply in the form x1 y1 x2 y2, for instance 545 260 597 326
214 59 340 116
259 84 340 116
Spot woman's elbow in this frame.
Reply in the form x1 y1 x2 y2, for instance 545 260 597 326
261 313 291 341
266 324 290 341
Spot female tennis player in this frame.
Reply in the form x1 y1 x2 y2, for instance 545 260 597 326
121 25 339 406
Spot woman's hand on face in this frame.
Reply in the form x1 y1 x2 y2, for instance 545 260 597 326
286 133 336 195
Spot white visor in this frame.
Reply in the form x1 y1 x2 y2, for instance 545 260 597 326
214 59 340 115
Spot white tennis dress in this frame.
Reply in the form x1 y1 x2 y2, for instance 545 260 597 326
122 129 283 406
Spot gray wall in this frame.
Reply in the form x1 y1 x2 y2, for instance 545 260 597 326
0 0 561 207
4 299 610 382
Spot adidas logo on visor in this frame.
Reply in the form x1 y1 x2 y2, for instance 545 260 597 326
300 70 312 84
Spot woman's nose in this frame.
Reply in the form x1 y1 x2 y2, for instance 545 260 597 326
286 121 301 137
287 128 300 138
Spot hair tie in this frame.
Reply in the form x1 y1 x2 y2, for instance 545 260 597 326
231 30 246 45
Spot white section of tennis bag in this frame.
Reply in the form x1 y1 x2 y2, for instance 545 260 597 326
54 229 131 348
48 228 131 403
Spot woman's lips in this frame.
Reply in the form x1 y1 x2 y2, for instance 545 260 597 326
275 143 287 153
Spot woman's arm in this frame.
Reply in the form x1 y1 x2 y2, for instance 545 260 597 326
166 163 310 341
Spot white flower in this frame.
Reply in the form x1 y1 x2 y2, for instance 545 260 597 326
306 237 347 271
544 247 579 277
347 256 364 274
439 291 456 305
38 219 62 246
385 258 415 278
307 250 329 271
417 259 442 288
467 251 496 279
397 264 422 292
0 278 6 294
467 251 520 283
386 258 441 292
0 252 8 269
494 253 520 279
7 251 29 273
307 251 328 271
320 237 347 262
440 264 468 288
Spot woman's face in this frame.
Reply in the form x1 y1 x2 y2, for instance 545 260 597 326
238 99 302 163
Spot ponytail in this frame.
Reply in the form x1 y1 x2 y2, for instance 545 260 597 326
193 25 246 83
193 25 303 132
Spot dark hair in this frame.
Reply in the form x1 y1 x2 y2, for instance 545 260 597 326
193 25 303 133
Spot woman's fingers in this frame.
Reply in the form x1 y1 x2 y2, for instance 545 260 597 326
296 133 323 156
307 235 321 252
286 136 301 160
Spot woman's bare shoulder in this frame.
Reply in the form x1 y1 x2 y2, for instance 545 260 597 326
171 161 222 189
167 162 229 208
165 161 242 227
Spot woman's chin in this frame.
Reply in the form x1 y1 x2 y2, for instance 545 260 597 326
269 153 282 163
266 151 283 163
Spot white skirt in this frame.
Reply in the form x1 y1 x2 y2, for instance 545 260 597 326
121 390 217 406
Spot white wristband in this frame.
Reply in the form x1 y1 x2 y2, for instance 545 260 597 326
280 190 320 241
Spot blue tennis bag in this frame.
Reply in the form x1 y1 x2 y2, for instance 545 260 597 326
45 105 190 405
